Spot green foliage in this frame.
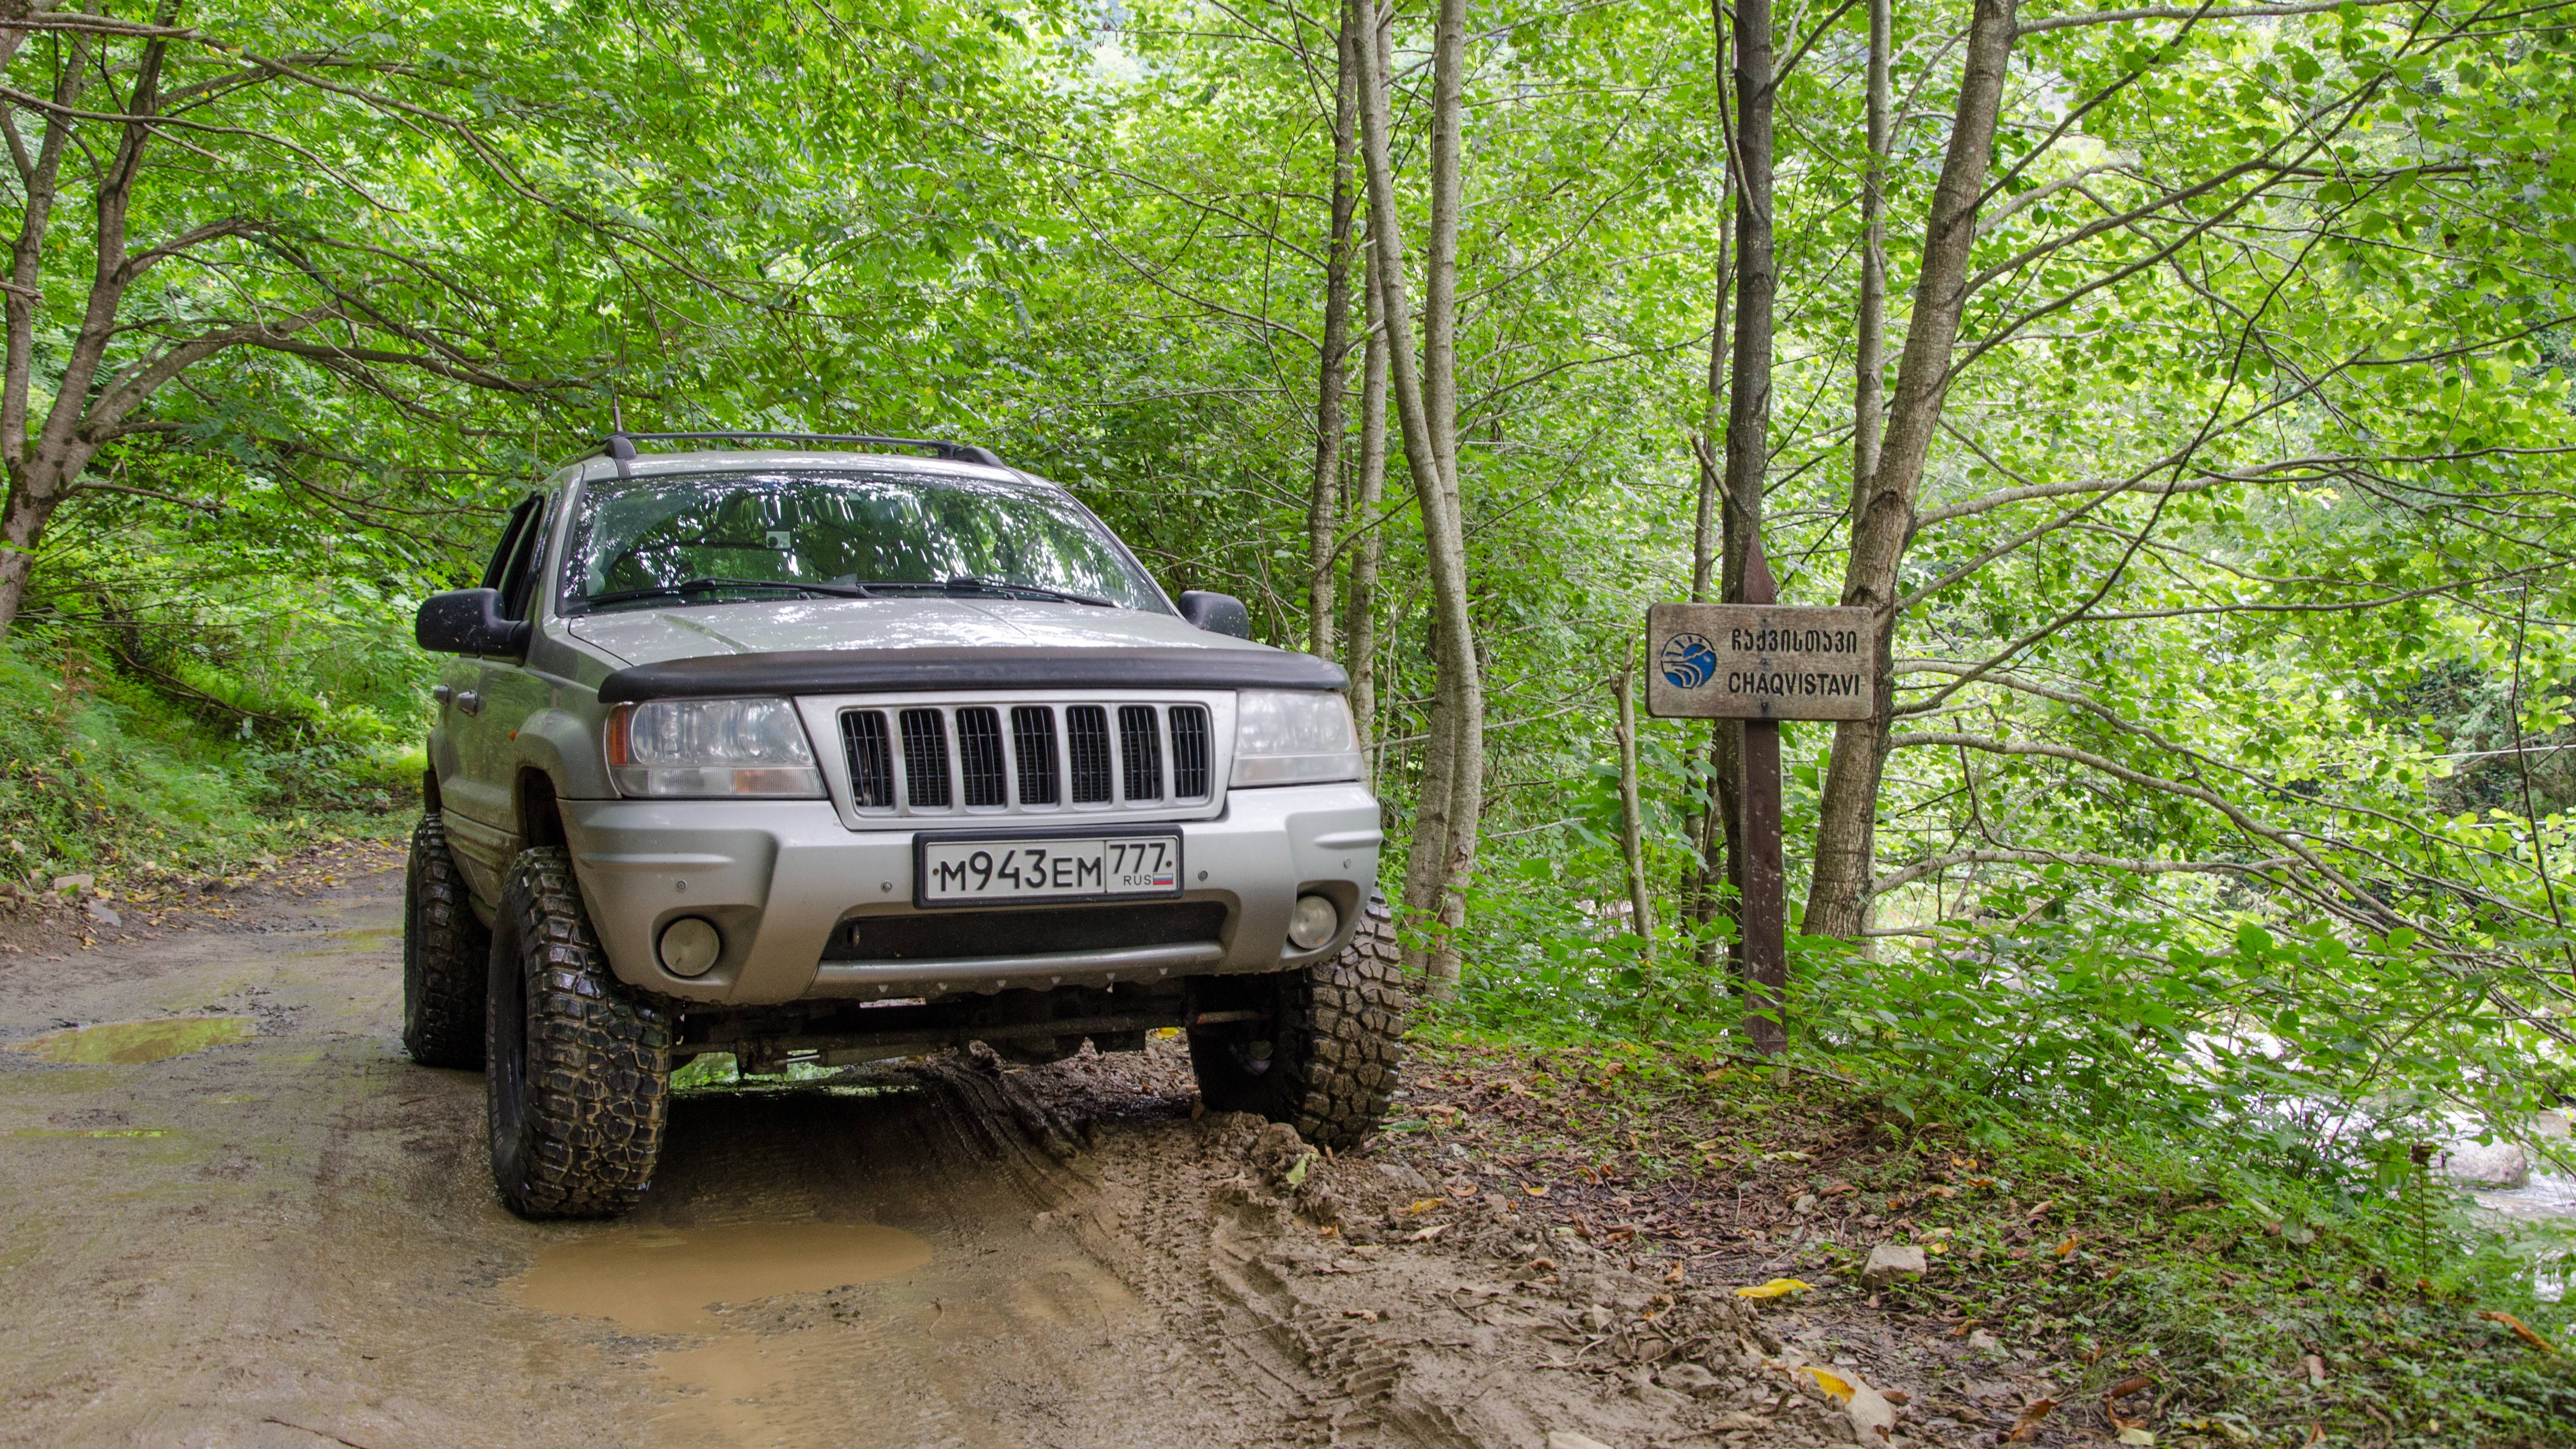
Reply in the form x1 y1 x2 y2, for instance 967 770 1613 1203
0 636 410 879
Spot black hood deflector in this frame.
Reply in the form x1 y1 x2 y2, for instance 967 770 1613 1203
597 645 1347 703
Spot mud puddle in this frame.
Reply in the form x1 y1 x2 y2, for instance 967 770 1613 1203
8 1014 254 1063
510 1221 936 1443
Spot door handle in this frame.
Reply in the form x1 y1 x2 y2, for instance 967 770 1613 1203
454 690 482 716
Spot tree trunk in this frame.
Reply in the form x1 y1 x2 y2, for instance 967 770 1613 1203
1616 642 1653 957
1685 6 1735 974
1344 224 1392 777
1308 6 1362 659
1718 0 1775 981
1833 0 1892 952
1738 540 1788 1056
1806 0 2022 940
1355 0 1483 997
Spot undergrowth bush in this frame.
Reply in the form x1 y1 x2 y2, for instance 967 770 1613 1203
0 632 420 881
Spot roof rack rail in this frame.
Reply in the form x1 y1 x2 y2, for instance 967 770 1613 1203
586 431 1007 468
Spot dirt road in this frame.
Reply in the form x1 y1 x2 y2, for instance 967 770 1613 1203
0 856 1859 1449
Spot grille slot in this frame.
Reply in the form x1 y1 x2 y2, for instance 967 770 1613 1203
843 710 896 809
958 706 1004 804
1011 707 1059 806
1067 706 1113 803
1170 706 1211 800
956 708 1007 808
899 708 950 808
1119 705 1163 801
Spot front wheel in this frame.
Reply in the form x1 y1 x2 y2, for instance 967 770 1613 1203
486 846 672 1219
1188 893 1407 1151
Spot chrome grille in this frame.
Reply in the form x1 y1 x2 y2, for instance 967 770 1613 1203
835 698 1227 819
1171 706 1211 800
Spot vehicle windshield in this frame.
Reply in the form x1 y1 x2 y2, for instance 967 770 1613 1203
559 470 1168 614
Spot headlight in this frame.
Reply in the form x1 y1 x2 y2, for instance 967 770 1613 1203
605 698 824 798
1230 690 1361 787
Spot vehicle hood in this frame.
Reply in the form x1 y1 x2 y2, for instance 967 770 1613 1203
561 597 1268 668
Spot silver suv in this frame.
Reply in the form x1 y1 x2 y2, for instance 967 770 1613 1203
402 434 1404 1218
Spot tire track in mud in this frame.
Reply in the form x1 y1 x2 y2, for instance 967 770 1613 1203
0 868 1857 1448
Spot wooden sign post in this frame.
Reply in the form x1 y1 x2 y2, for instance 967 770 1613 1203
1646 542 1873 1054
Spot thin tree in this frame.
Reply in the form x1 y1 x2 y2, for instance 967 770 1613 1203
1307 0 1362 658
1353 0 1484 995
1806 0 2021 938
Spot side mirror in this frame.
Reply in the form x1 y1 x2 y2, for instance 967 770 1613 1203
1176 590 1251 639
417 589 532 656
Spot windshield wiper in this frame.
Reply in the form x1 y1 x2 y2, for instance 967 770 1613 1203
937 575 1116 607
813 576 1119 608
581 576 876 609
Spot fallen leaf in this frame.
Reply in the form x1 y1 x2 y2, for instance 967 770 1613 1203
1882 1389 1910 1406
1407 1222 1448 1242
1525 1184 1549 1197
1343 1308 1380 1322
1734 1278 1814 1299
2003 1397 2058 1444
2304 1353 2326 1386
1284 1153 1314 1187
2026 1199 2057 1220
2305 1423 2324 1445
1525 1256 1557 1272
1663 1261 1686 1284
2053 1234 2080 1259
1823 1181 1858 1195
1922 1184 1958 1200
1947 1319 1981 1338
1802 1366 1857 1402
1403 1198 1445 1214
2117 1430 2154 1447
2480 1309 2560 1354
1965 1176 1996 1189
2104 1374 2154 1400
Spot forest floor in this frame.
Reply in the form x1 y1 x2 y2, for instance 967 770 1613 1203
0 854 2559 1448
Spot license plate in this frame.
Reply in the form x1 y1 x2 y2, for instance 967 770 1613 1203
915 832 1182 906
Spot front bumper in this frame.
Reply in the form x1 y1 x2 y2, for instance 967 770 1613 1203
559 783 1384 1005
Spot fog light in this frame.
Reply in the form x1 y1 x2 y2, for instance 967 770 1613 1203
1287 894 1339 951
659 916 722 977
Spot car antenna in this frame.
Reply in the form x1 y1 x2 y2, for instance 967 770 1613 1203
602 377 634 479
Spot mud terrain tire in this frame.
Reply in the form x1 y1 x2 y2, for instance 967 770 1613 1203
401 812 489 1068
485 846 671 1218
1189 892 1405 1150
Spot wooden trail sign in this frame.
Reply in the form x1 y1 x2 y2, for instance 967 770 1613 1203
1644 602 1876 721
1643 538 1872 1056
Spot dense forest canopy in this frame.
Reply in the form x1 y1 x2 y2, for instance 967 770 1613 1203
7 0 2576 1153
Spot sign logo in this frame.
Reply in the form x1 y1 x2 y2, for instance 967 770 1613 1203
1659 632 1718 689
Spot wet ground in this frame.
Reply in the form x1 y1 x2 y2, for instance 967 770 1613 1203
0 856 1861 1449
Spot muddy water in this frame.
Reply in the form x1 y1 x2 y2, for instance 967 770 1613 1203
509 1221 937 1443
510 1222 936 1333
0 870 1261 1449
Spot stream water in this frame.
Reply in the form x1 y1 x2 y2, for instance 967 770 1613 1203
2468 1111 2574 1302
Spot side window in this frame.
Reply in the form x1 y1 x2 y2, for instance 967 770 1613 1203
479 496 540 591
496 494 553 622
